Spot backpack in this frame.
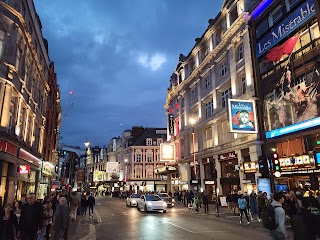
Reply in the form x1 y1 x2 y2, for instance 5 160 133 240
261 206 281 230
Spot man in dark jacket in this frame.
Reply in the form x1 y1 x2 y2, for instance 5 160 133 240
202 192 209 214
53 197 69 240
88 193 95 217
291 198 319 240
20 193 43 240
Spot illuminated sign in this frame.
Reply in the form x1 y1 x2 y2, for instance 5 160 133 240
168 114 175 135
256 0 316 58
204 181 215 185
160 143 175 161
266 117 320 139
228 99 258 133
279 155 316 170
19 149 41 166
19 165 30 174
258 178 271 198
106 162 118 172
243 162 257 173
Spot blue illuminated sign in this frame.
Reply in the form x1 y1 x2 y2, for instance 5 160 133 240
266 117 320 139
256 0 316 58
251 0 273 20
258 178 271 198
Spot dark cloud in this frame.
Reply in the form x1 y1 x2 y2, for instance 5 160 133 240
34 0 223 146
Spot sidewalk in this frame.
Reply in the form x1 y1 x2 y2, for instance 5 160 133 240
67 214 95 240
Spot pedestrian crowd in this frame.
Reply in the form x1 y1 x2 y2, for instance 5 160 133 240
0 191 96 240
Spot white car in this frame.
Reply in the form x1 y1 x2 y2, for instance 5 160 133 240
126 194 141 207
137 194 167 213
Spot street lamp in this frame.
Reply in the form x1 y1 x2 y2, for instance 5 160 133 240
84 140 90 192
124 157 128 183
190 117 197 175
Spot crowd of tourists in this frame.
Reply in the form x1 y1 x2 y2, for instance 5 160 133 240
0 191 96 240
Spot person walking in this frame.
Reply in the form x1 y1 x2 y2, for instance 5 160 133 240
81 194 88 219
270 192 288 240
37 201 51 240
14 200 22 237
258 191 266 220
249 192 260 222
70 192 79 221
202 192 209 214
52 197 69 240
20 193 43 240
238 194 250 224
45 202 53 240
88 193 95 218
0 203 18 240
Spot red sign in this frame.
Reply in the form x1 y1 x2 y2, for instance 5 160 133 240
0 141 17 156
19 165 30 174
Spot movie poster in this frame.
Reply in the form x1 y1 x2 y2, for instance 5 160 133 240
264 66 320 138
228 99 258 133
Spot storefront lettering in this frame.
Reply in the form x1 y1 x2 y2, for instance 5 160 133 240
219 151 237 161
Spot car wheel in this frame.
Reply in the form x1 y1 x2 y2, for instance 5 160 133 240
163 210 167 213
144 205 149 213
137 204 140 211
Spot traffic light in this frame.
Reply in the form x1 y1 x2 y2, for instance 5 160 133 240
271 153 281 177
258 155 269 177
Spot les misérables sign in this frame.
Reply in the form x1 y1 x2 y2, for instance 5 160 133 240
256 0 316 58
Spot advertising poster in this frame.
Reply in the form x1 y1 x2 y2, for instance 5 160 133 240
160 143 175 161
228 99 258 133
106 162 118 172
264 66 320 138
257 178 271 198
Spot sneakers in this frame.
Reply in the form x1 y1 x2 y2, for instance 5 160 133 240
247 222 251 225
258 218 261 222
240 221 242 224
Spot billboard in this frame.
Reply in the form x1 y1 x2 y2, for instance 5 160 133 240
264 67 320 138
106 162 118 172
160 143 175 161
257 178 271 198
228 99 258 133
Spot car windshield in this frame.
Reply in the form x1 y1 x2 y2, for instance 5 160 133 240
158 193 169 198
146 195 161 201
131 194 140 198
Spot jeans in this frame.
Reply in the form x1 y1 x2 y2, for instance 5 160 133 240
204 204 209 213
21 231 37 240
46 224 51 240
70 207 78 220
37 226 46 240
239 208 250 222
89 205 94 215
82 206 87 216
270 230 286 240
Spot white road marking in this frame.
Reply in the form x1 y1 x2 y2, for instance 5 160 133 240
111 213 115 216
93 209 102 223
96 203 101 205
162 221 196 233
123 212 127 215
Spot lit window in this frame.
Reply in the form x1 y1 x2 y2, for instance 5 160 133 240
135 153 142 163
146 138 152 146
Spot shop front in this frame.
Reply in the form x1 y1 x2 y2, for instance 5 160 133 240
202 156 217 202
219 151 240 195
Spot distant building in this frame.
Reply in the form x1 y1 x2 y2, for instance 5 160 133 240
106 126 167 192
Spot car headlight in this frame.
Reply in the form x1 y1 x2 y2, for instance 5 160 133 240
132 200 136 204
163 202 167 206
172 199 175 202
147 202 152 206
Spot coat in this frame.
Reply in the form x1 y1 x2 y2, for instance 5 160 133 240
20 201 43 234
53 204 69 231
0 211 18 240
249 196 258 215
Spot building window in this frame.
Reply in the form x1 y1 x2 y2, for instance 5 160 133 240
268 5 283 27
15 49 21 73
220 62 227 77
135 153 142 163
229 5 238 25
191 88 197 102
147 154 153 163
157 138 163 145
205 100 213 118
237 45 244 61
146 166 153 178
146 138 152 146
241 77 246 95
135 166 142 179
256 18 269 39
285 0 301 12
221 87 232 108
0 30 4 59
205 76 211 90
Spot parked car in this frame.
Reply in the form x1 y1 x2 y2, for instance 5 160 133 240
156 192 174 207
126 194 141 207
137 194 167 213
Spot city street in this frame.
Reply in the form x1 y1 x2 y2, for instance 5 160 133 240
72 196 290 240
